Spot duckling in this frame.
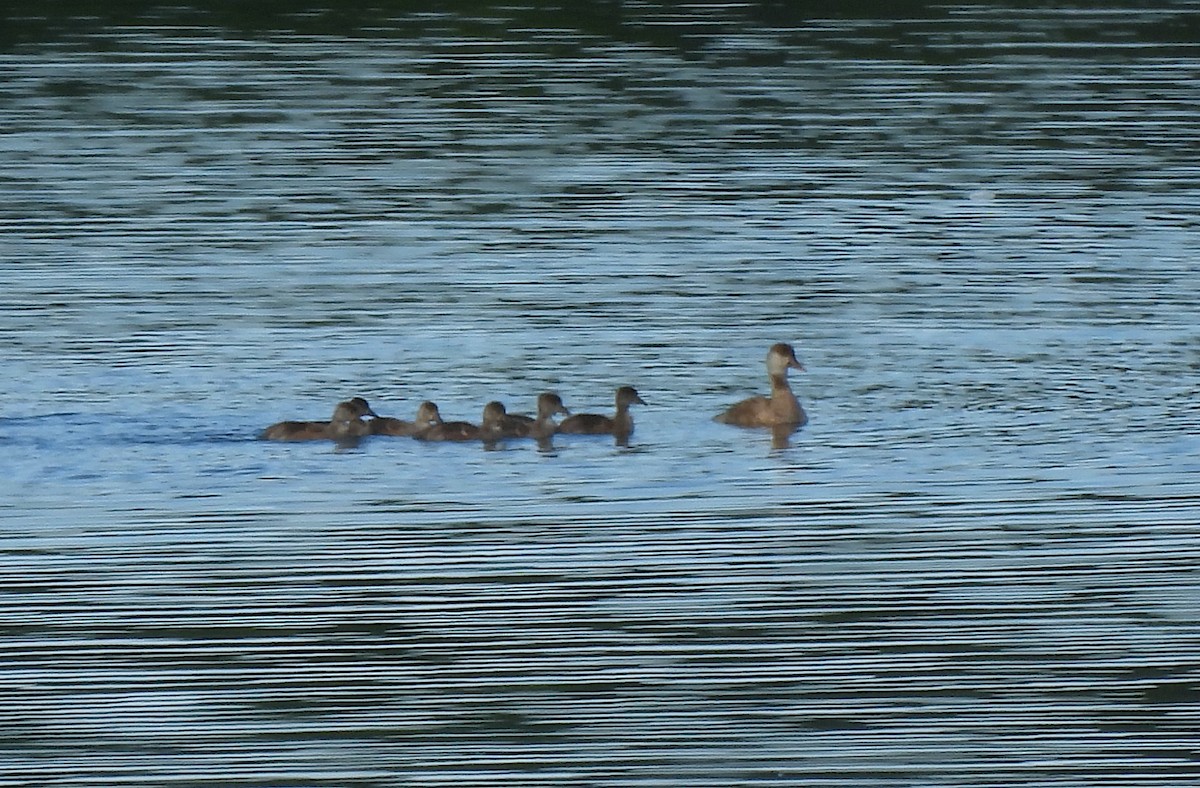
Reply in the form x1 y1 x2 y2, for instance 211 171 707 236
327 398 377 442
260 397 377 441
558 386 646 442
412 402 482 442
714 342 806 429
372 401 440 437
480 401 519 441
477 399 540 439
501 392 569 439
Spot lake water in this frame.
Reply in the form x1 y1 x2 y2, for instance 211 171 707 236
3 3 1200 785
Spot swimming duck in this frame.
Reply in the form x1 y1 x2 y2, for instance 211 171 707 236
372 401 441 437
327 398 378 442
412 402 482 442
480 401 521 440
500 392 569 439
260 397 377 441
714 342 806 429
477 398 552 439
558 386 646 442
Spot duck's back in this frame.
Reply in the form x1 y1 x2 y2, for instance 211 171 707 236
260 420 328 441
415 421 481 441
371 416 418 437
557 413 614 434
714 395 774 427
715 393 804 428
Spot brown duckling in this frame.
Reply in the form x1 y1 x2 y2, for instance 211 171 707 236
478 399 540 439
558 386 646 441
480 401 519 441
372 401 440 437
327 398 377 442
260 397 377 441
501 392 569 439
714 342 806 429
412 402 482 442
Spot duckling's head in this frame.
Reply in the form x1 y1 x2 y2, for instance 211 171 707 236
537 392 569 417
416 401 442 426
482 401 507 425
767 342 804 375
331 399 373 423
616 386 647 408
345 397 378 418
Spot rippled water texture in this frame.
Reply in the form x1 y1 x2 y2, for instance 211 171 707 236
3 3 1200 785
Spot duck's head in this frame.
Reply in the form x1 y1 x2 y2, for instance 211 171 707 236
616 386 647 407
346 397 378 418
767 342 804 375
331 398 374 423
537 392 569 418
416 401 442 426
482 401 507 426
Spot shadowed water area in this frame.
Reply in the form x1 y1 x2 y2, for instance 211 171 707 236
2 2 1200 785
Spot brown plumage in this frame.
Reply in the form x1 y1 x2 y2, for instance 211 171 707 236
412 402 481 442
714 343 806 429
260 397 377 441
371 401 440 437
525 392 570 439
489 392 570 439
479 401 522 440
558 386 646 440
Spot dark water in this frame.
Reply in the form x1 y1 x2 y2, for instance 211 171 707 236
3 4 1200 785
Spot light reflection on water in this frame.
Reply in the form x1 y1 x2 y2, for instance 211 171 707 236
3 3 1200 785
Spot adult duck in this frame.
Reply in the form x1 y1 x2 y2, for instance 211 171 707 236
714 343 806 429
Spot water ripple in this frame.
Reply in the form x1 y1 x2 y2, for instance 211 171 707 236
4 4 1200 786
